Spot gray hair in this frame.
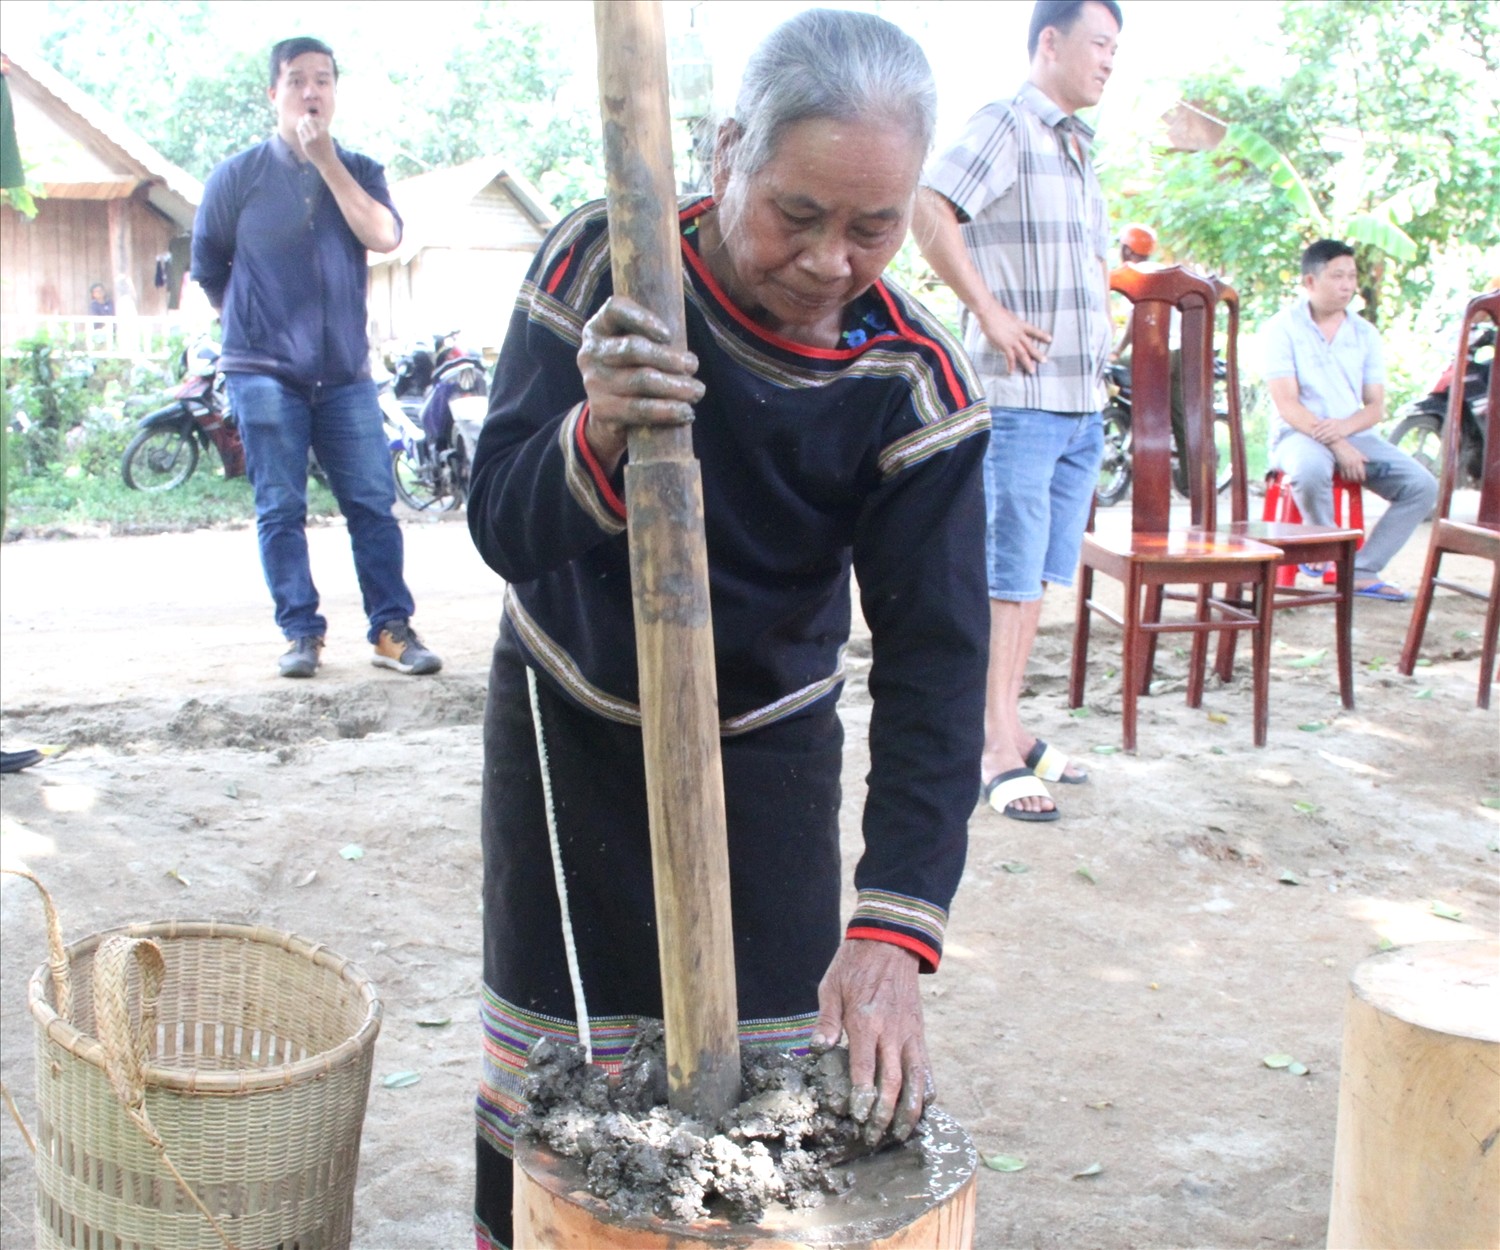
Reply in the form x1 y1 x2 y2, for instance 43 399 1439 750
725 9 937 180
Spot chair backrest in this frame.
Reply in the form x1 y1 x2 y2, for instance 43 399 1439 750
1210 278 1249 525
1438 290 1500 528
1111 264 1218 533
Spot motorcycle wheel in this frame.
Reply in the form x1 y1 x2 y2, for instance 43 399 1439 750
392 445 461 513
1389 411 1444 480
1096 403 1131 506
121 425 199 491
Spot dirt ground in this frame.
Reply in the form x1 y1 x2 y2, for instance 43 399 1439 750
1 499 1496 1250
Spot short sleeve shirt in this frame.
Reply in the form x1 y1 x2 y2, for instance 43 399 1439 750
922 81 1111 413
1262 299 1384 438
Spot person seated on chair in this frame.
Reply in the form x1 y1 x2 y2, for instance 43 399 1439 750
1264 239 1436 602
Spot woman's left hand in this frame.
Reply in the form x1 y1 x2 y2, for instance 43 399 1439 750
812 939 933 1144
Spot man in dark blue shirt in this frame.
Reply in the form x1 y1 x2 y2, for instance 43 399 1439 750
191 36 440 678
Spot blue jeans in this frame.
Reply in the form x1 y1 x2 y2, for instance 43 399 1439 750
227 374 414 643
983 404 1104 600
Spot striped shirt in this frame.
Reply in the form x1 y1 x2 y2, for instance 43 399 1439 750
1262 298 1384 439
923 81 1111 413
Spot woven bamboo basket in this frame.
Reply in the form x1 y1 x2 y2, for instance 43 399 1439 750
11 872 382 1250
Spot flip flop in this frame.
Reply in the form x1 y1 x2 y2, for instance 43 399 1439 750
981 768 1061 823
1024 739 1088 785
1299 562 1329 579
1354 581 1410 602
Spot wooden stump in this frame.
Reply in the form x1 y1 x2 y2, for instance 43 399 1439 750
514 1107 978 1249
1326 938 1500 1250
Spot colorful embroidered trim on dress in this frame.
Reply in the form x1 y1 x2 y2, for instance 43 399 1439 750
847 888 947 968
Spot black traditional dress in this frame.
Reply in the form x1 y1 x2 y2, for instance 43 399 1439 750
466 197 989 1248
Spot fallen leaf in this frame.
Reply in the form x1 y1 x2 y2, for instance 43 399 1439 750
416 1017 451 1029
1091 744 1121 755
1298 721 1326 733
1085 1100 1113 1110
165 868 190 887
1104 667 1118 680
382 1071 421 1089
1072 1163 1103 1179
1278 871 1302 885
1001 861 1030 874
1293 801 1320 815
1076 865 1097 884
1207 712 1228 724
1365 655 1388 671
1210 746 1226 755
1287 649 1327 669
1430 901 1463 921
1068 706 1091 719
982 1153 1027 1173
1376 937 1395 951
340 844 365 861
1454 629 1478 640
1263 1054 1294 1069
1413 688 1433 700
1287 1062 1309 1076
295 869 318 888
225 782 239 799
1481 798 1500 810
1414 657 1433 668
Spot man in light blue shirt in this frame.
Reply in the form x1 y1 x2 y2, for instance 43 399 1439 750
1264 239 1436 600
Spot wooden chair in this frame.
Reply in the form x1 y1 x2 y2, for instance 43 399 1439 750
1399 290 1500 707
1070 266 1282 751
1208 278 1361 709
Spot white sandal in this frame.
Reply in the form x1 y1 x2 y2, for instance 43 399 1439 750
981 768 1061 823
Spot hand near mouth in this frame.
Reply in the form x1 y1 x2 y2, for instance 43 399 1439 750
295 113 336 169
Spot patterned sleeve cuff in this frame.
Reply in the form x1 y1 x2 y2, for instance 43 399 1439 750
845 888 947 973
562 402 626 531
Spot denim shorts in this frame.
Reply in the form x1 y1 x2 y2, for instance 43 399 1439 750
984 405 1104 600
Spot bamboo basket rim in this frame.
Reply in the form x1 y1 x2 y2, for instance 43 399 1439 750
27 917 383 1096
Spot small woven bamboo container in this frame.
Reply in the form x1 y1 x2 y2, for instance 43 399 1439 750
16 877 382 1250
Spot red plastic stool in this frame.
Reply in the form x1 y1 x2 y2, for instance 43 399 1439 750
1263 470 1365 587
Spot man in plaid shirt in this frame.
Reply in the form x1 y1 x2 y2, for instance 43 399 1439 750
914 0 1121 822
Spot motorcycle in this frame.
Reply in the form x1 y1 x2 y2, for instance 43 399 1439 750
1387 321 1492 490
121 336 243 491
382 349 489 513
1095 355 1236 507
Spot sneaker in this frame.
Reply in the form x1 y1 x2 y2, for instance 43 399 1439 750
279 635 324 679
372 620 442 675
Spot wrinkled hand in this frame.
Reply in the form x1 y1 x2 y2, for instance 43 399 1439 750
295 114 337 170
577 297 704 471
978 304 1051 376
812 939 933 1145
1330 437 1368 482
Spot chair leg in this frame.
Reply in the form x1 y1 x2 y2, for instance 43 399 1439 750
1187 584 1210 709
1214 580 1243 684
1141 584 1165 695
1334 540 1355 710
1251 564 1275 747
1399 540 1444 675
1478 561 1500 711
1121 570 1141 753
1070 563 1094 708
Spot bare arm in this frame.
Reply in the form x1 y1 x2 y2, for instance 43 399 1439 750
298 117 400 254
911 188 1050 374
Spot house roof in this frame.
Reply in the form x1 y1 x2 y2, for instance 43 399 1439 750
1 49 202 230
379 155 554 266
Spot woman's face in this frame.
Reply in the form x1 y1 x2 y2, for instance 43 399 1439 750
710 115 925 347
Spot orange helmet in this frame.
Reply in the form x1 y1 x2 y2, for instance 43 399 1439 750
1120 223 1158 259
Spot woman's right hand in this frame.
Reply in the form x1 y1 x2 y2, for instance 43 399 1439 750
577 296 705 472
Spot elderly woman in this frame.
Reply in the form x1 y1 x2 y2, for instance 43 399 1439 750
467 10 988 1244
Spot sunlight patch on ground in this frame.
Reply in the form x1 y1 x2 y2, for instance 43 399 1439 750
1343 895 1493 948
0 813 59 874
1315 749 1393 780
1333 717 1425 748
40 782 97 814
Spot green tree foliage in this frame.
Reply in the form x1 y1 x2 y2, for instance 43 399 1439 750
33 0 604 212
1103 0 1500 324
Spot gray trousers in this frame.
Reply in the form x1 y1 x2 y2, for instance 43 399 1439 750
1271 429 1437 577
